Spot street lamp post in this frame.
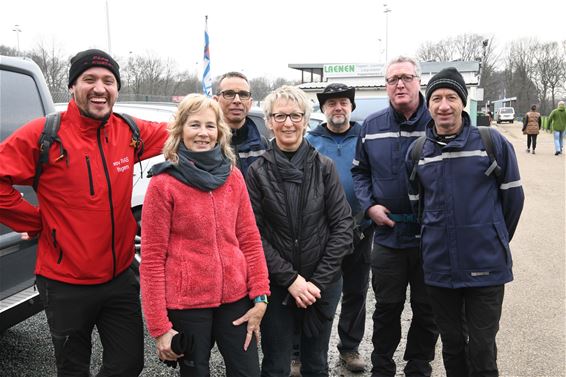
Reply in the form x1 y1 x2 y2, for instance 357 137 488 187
383 4 391 63
12 24 22 54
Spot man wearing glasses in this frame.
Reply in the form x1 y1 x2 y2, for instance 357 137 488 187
214 72 268 176
352 56 438 377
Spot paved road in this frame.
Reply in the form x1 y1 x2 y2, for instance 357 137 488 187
1 122 564 377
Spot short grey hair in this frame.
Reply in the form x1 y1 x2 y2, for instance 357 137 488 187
262 85 311 124
384 56 422 78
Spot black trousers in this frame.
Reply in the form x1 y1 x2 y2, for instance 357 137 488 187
36 269 144 377
168 297 260 377
427 285 505 377
527 134 538 150
370 244 438 377
337 229 372 353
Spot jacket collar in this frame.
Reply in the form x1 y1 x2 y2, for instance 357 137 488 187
65 99 111 134
389 92 429 127
426 111 472 149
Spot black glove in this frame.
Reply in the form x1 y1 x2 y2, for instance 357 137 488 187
302 297 334 338
161 331 195 369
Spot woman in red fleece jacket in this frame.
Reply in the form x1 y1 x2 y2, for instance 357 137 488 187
140 94 270 376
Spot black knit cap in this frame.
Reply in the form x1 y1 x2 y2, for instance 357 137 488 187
425 67 467 105
68 49 121 90
317 83 356 111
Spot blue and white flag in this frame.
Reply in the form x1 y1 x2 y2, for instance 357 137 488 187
202 16 212 97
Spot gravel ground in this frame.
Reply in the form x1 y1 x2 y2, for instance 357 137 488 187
1 122 564 377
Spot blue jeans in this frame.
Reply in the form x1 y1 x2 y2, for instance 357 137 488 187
261 278 342 377
554 130 564 152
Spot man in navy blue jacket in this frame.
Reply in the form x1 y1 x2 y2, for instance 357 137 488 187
214 71 268 177
352 57 438 377
306 83 372 372
406 67 524 377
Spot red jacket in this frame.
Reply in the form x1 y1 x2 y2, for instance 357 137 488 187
140 169 270 338
0 99 168 284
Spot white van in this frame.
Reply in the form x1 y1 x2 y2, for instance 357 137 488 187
496 107 515 124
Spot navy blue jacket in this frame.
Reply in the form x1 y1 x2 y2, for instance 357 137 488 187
352 94 430 249
232 117 268 177
305 122 364 221
406 113 524 288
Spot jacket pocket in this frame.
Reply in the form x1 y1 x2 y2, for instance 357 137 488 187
51 229 63 264
85 156 95 196
456 223 507 270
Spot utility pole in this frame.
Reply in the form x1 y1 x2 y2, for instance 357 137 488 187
12 24 22 54
383 4 391 64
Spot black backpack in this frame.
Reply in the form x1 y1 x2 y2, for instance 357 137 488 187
408 126 503 222
33 112 143 191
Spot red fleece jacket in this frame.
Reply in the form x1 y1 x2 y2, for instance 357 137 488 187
140 168 270 338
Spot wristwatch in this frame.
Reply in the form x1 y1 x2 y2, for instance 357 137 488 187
253 294 269 304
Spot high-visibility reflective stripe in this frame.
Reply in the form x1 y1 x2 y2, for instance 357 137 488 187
363 130 425 143
238 150 266 158
409 194 420 201
500 180 522 190
418 150 488 165
352 159 360 166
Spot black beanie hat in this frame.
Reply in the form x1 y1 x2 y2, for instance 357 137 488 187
316 83 356 111
425 67 467 105
68 49 121 90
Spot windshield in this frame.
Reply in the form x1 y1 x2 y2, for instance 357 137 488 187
500 108 514 114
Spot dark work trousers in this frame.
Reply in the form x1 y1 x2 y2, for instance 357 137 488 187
168 297 260 377
370 244 438 377
337 229 372 353
36 269 144 377
426 285 505 377
261 278 342 377
526 134 538 151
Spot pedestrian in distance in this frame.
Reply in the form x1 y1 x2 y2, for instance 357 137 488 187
140 94 270 376
246 85 354 377
351 56 439 377
305 83 372 373
406 67 524 377
213 71 269 177
548 100 566 155
0 49 169 376
522 104 541 154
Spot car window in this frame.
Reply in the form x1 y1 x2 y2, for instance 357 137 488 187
0 70 45 141
351 97 390 123
500 108 513 114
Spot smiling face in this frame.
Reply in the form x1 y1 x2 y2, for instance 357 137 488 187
182 107 219 152
268 99 307 152
428 88 464 135
385 61 421 117
70 67 118 120
213 76 252 129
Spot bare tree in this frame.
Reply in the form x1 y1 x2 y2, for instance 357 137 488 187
504 39 539 113
250 77 271 102
533 41 566 111
0 45 19 56
29 41 68 93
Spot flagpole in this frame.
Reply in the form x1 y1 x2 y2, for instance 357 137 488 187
202 15 212 97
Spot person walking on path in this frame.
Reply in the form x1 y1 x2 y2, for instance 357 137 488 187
352 56 438 377
522 104 541 154
306 83 373 372
406 67 524 377
548 100 566 155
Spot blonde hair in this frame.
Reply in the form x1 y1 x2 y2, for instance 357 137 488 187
163 94 236 165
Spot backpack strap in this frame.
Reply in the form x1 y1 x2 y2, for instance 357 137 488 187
33 112 66 191
408 135 427 223
477 126 502 183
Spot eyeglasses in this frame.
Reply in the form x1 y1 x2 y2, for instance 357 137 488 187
385 74 419 85
217 90 252 101
270 112 304 123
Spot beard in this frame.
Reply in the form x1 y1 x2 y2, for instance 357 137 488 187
329 114 349 129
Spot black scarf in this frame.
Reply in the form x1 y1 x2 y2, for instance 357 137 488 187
272 140 310 185
149 143 231 191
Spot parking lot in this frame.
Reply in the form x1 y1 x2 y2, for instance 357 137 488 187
0 122 564 377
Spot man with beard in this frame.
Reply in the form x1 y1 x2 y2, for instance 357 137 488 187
0 49 168 376
305 83 372 372
214 72 268 177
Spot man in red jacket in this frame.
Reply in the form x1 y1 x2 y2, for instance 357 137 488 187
0 49 168 376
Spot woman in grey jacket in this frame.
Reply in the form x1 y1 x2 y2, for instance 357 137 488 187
246 85 353 377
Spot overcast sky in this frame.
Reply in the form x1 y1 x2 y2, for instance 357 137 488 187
1 0 563 81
